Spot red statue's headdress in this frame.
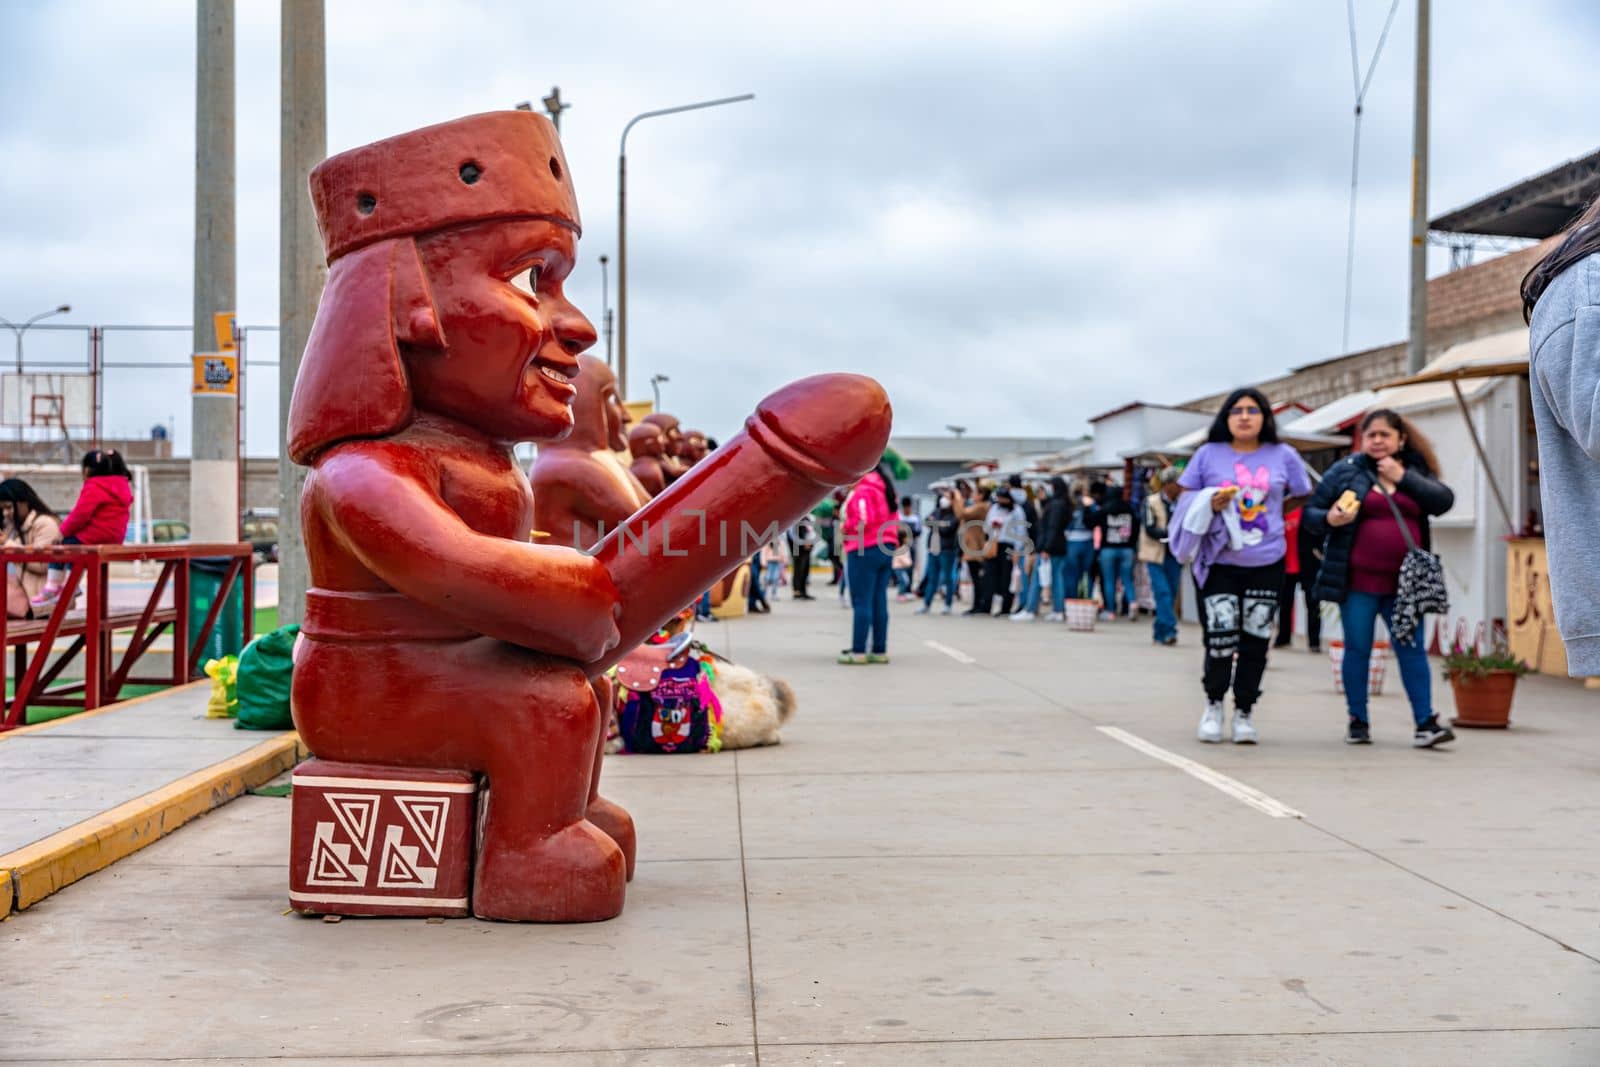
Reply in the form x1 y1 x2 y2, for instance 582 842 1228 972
287 111 581 464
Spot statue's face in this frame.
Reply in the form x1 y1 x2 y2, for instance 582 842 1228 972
684 432 708 462
629 425 664 458
410 218 596 441
602 377 631 452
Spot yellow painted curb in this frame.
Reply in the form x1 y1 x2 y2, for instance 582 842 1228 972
0 679 211 740
1 731 307 914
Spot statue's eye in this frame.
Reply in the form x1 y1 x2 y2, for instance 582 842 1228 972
511 265 541 300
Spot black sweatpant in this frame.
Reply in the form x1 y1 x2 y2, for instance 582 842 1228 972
1274 566 1321 649
792 544 812 597
1196 560 1285 713
981 545 1015 615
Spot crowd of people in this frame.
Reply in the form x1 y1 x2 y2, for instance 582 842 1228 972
811 388 1461 750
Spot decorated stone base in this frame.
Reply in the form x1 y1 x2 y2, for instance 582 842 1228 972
289 759 477 918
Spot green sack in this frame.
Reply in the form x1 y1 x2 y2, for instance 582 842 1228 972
235 624 300 731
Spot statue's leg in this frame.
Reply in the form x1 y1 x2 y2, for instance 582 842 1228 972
585 676 636 880
293 637 626 922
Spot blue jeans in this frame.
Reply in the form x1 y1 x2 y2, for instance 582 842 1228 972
1019 554 1043 612
1340 591 1433 726
764 560 783 592
1054 540 1095 612
846 549 893 654
922 551 961 608
1148 553 1182 642
1100 546 1136 615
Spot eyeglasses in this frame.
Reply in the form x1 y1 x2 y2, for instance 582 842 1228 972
1230 406 1262 416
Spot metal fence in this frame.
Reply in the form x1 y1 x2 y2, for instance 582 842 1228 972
4 322 283 460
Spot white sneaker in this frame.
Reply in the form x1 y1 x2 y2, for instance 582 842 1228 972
1009 610 1035 622
914 604 930 615
939 604 953 616
1231 711 1258 745
1197 701 1225 743
1045 612 1065 622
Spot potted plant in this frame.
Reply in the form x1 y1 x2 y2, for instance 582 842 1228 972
1442 639 1533 729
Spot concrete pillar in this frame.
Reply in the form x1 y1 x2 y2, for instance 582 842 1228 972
191 0 238 543
277 0 326 627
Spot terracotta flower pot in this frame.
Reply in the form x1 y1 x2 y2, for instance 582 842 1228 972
1449 669 1519 728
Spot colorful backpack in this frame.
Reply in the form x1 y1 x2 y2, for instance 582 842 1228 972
613 632 723 754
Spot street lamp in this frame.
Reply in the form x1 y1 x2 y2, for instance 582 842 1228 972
0 304 70 444
617 92 754 401
650 373 670 411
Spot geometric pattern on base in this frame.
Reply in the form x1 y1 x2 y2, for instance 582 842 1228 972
288 758 478 918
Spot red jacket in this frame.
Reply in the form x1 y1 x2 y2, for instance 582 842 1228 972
60 475 133 545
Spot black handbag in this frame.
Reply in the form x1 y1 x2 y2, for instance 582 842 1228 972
1379 487 1448 645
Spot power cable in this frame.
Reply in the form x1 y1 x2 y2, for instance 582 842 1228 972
1341 0 1403 353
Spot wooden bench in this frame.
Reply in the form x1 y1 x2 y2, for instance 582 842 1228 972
0 543 254 729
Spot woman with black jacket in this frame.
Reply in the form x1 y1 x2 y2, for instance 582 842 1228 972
1035 476 1073 622
1303 409 1456 748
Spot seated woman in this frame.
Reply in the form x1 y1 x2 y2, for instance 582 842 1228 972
0 478 63 619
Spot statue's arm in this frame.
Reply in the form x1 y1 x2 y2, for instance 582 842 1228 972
315 445 620 662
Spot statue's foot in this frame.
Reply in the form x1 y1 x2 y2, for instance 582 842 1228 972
586 795 636 881
473 820 625 922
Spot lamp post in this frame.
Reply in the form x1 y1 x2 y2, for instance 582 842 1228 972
650 373 669 411
599 254 613 368
0 304 71 445
617 92 753 401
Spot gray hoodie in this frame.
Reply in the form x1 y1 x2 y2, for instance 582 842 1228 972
1528 252 1600 675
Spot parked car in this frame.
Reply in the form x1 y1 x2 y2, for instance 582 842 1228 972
242 509 279 562
124 519 191 545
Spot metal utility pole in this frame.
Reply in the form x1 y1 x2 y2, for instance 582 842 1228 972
277 0 326 626
1406 0 1430 374
191 0 238 543
617 93 754 401
599 254 612 368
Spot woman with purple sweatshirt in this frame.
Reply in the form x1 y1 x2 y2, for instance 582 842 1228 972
1174 389 1311 745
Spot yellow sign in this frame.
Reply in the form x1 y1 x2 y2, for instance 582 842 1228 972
192 353 238 396
213 311 238 353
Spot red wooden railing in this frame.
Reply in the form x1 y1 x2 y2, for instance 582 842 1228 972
0 542 254 730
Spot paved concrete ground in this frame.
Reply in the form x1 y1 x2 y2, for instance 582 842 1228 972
2 593 1598 1065
0 684 280 854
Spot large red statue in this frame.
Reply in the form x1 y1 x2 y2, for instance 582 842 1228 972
532 354 650 550
627 423 669 497
640 413 689 483
681 429 709 465
286 110 890 923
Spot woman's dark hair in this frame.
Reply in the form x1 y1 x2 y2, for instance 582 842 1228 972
0 478 55 519
1358 408 1440 477
1048 475 1069 500
873 461 898 512
1207 387 1280 445
1522 194 1600 323
81 448 132 481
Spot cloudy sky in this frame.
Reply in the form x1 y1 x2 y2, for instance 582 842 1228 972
2 0 1596 456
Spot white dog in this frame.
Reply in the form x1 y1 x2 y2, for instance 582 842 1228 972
711 660 797 749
